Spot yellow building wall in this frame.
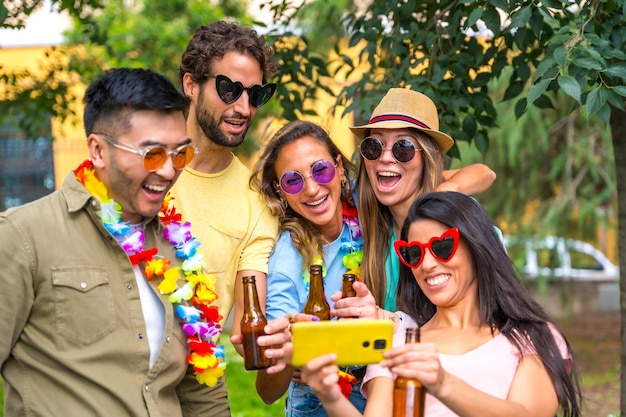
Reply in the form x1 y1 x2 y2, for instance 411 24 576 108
0 45 88 188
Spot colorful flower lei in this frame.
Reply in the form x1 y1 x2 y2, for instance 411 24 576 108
75 160 226 387
340 201 363 277
301 201 363 288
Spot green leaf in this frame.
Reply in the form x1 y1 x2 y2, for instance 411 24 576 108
462 114 477 137
514 98 527 118
529 7 545 36
516 62 531 82
586 86 608 116
557 75 581 103
553 46 567 68
482 6 502 35
572 57 604 71
511 6 532 29
534 95 554 109
514 27 528 49
533 57 556 82
542 0 563 7
613 85 626 98
446 144 460 159
503 81 524 101
606 64 626 81
583 46 607 65
474 72 492 87
474 130 489 155
490 0 509 12
466 8 483 29
309 56 329 76
596 103 611 124
527 78 551 107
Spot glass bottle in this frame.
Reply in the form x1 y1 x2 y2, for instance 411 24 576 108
240 275 271 370
392 328 426 417
303 264 331 320
341 273 357 298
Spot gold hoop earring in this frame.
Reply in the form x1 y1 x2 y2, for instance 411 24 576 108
341 177 348 187
280 197 288 209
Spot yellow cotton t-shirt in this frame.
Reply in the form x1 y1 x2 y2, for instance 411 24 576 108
169 155 278 327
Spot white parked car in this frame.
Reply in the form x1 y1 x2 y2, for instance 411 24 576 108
503 235 619 282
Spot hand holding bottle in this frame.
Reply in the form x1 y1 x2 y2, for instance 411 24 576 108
231 315 293 374
391 329 426 417
330 280 377 319
232 312 320 375
380 336 444 396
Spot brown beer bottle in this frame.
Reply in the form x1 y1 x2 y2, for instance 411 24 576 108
341 273 357 298
392 328 426 417
303 264 331 320
240 275 271 370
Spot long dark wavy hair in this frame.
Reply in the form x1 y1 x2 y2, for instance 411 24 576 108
396 191 582 417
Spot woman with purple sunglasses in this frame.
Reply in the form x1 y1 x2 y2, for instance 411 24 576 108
249 120 369 415
247 119 497 417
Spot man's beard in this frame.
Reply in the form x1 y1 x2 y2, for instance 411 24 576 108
195 91 250 148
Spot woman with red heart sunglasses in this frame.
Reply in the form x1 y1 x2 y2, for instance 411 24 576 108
300 192 582 417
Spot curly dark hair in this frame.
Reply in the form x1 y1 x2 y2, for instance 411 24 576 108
179 21 277 89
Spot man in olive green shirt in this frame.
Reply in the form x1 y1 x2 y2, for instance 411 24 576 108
0 68 224 416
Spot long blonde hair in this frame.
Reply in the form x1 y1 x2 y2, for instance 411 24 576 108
251 120 356 268
357 129 444 306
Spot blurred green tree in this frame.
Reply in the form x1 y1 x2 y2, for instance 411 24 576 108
260 1 625 409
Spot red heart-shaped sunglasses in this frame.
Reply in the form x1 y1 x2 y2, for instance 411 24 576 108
394 228 460 269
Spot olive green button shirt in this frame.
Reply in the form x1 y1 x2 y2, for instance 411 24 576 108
0 173 225 417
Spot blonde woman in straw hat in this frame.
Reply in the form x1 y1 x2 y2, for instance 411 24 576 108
339 88 496 313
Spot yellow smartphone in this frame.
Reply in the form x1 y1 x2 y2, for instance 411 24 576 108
290 319 393 367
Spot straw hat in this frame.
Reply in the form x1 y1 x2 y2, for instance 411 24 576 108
350 88 454 153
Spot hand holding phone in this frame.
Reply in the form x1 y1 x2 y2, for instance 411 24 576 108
290 319 393 367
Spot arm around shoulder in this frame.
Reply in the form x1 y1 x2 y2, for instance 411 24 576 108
440 164 496 195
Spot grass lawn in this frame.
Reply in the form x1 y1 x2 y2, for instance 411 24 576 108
224 333 287 417
557 313 621 417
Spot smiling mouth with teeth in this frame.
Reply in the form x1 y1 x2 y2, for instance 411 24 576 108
426 274 451 286
378 171 400 186
305 195 328 206
145 184 167 193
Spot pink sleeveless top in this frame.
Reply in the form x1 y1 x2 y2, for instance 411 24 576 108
362 312 570 417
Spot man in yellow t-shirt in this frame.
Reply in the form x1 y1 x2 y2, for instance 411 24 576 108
170 21 279 417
